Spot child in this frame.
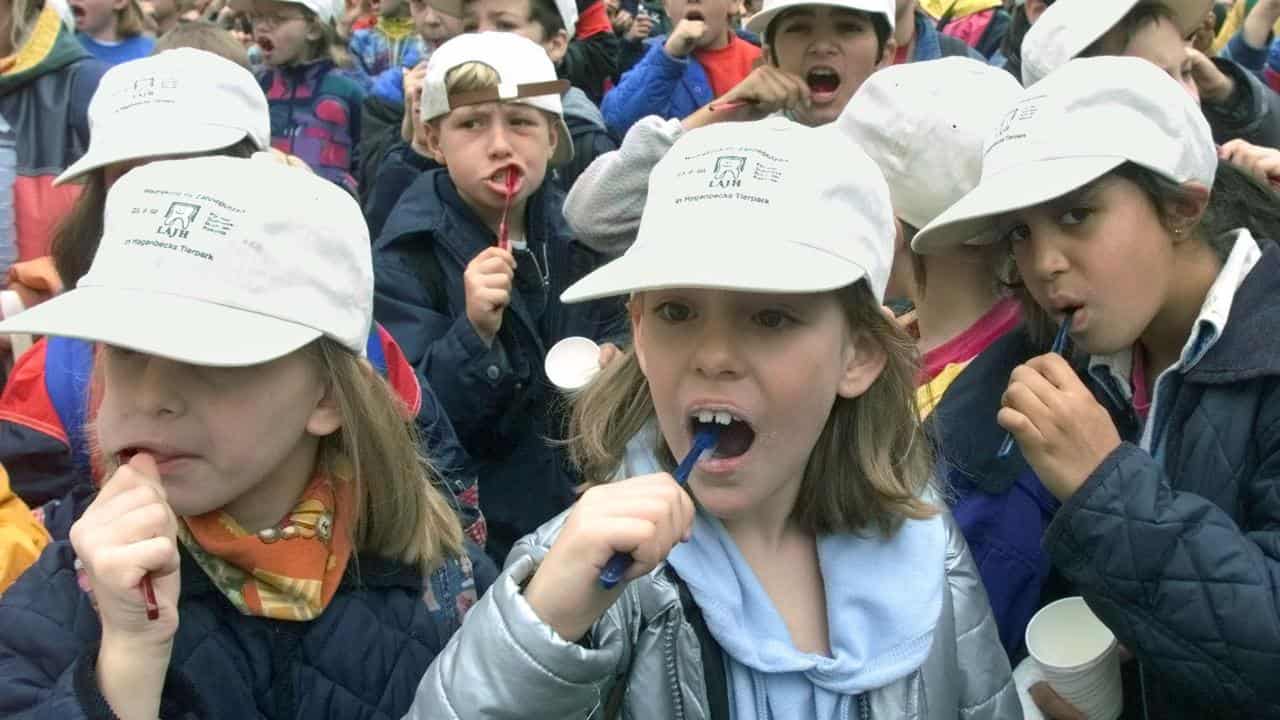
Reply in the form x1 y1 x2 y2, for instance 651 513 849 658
0 156 486 718
0 49 486 550
0 464 49 593
251 0 365 193
1 0 106 269
403 117 1017 719
460 0 618 187
838 57 1053 661
1021 0 1280 149
565 0 894 255
914 56 1280 719
347 0 425 85
151 17 251 63
71 0 156 64
601 0 760 136
374 32 624 562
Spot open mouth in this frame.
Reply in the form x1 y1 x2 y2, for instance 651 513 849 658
806 67 841 96
70 5 86 20
257 36 275 52
684 9 705 21
491 166 523 193
690 410 756 460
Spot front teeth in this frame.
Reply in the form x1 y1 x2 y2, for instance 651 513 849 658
695 410 735 425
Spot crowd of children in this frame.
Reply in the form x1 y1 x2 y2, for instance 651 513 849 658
1 0 1279 718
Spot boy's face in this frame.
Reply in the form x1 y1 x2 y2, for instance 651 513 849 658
424 102 559 223
70 0 125 36
664 0 734 49
770 7 891 126
411 0 465 43
250 0 316 66
1108 17 1198 104
462 0 568 63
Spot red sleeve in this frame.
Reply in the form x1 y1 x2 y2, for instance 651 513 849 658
0 340 69 446
575 0 613 39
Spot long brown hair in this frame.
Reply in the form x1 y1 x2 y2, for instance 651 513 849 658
567 281 938 538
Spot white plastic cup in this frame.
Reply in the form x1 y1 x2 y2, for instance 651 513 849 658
1025 597 1123 720
544 336 601 391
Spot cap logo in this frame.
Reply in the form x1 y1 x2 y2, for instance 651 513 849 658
710 155 747 188
114 76 180 113
160 202 201 240
986 96 1043 158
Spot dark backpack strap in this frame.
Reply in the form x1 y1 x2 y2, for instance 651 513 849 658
44 336 94 477
672 571 730 720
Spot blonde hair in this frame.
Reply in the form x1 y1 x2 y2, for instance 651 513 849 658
116 0 148 38
7 0 43 52
152 20 251 67
92 339 463 574
301 9 353 67
568 281 938 538
444 60 501 93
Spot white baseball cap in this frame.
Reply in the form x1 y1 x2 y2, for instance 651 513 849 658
1021 0 1213 86
229 0 338 21
555 0 579 37
1 157 373 366
912 56 1216 253
746 0 894 38
55 49 269 186
420 32 573 165
838 57 1023 237
561 117 895 303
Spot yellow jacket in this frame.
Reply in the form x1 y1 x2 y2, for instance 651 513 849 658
919 0 1002 20
1214 0 1280 54
0 464 49 594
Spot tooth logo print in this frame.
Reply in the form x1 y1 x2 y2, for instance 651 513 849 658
158 202 201 240
710 155 747 189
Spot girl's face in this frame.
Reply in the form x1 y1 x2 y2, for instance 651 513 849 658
632 288 884 525
96 348 341 531
424 102 557 225
664 0 734 50
411 0 464 44
770 7 890 127
71 0 124 37
1002 176 1177 356
251 0 317 66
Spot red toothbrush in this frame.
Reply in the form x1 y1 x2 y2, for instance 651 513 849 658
497 166 521 251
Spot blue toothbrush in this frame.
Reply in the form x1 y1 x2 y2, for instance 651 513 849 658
597 426 721 589
997 311 1074 458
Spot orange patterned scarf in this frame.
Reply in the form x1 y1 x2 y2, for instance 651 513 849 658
178 467 356 621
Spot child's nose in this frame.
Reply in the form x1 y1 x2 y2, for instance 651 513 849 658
133 356 188 418
692 322 744 379
1023 233 1071 282
486 123 514 157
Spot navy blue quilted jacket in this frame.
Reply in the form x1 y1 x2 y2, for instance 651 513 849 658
1047 242 1280 719
0 540 492 719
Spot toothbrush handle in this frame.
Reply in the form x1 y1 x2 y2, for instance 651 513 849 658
599 554 632 589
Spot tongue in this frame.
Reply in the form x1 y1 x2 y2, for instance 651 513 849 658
808 76 839 94
711 421 754 458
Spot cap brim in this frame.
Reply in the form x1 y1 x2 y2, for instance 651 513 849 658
911 156 1125 254
747 0 891 35
561 234 869 303
0 286 322 367
55 124 256 186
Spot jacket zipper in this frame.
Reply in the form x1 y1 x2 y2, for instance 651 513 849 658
858 693 870 720
662 615 686 719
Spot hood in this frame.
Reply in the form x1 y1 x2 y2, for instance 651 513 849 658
561 86 607 131
0 3 91 95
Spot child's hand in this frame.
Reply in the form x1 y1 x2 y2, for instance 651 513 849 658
664 18 706 57
464 246 515 346
1220 138 1280 188
1187 47 1235 104
70 453 181 641
1029 682 1088 720
522 474 695 642
685 66 810 129
598 342 622 367
252 148 314 172
997 353 1121 502
626 13 654 40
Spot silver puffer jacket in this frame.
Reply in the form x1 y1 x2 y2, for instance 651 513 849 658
405 511 1021 720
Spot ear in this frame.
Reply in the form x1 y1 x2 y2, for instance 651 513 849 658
544 29 569 64
545 113 561 157
1167 181 1211 241
875 36 897 69
306 19 325 41
421 119 448 165
836 332 887 399
305 381 343 438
